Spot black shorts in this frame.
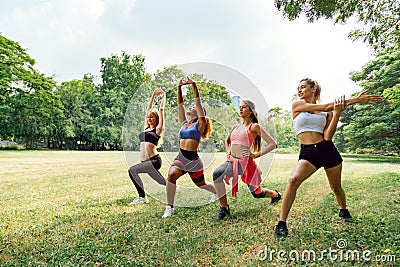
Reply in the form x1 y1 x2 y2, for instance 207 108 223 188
299 140 342 169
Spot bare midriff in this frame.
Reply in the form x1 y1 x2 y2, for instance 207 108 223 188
179 139 199 152
230 144 250 158
297 132 324 145
140 142 158 161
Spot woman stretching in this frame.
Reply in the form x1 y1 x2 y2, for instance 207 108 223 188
128 89 166 204
213 100 280 220
162 78 217 218
274 78 381 239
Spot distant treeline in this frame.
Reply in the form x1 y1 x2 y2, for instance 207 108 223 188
1 34 399 154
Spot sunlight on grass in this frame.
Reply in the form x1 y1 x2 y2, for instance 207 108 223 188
0 151 399 266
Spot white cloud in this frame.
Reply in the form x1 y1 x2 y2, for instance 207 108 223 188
0 0 373 109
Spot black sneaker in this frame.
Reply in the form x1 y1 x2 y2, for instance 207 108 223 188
216 206 230 220
270 190 281 205
339 209 352 222
273 222 288 239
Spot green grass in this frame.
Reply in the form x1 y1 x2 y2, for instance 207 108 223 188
0 151 399 266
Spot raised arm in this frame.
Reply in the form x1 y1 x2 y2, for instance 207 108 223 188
324 95 346 141
155 89 166 136
188 78 207 134
177 78 187 125
144 90 158 129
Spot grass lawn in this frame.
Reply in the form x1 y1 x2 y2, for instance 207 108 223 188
0 151 399 266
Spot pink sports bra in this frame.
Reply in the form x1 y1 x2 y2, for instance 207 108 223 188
230 123 254 147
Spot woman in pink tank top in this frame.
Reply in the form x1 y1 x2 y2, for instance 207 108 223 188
212 100 280 220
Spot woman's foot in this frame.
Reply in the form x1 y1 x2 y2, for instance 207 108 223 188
129 196 149 205
270 190 281 205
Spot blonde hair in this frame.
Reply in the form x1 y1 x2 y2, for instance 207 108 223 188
146 109 159 128
243 100 261 152
299 78 321 103
194 107 213 140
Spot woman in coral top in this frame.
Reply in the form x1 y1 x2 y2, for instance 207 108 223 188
213 99 279 220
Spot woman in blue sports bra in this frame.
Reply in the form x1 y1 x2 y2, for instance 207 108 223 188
273 78 382 239
128 89 166 205
162 77 217 218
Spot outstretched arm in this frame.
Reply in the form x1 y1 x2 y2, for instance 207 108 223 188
177 78 187 125
324 96 346 141
292 89 382 116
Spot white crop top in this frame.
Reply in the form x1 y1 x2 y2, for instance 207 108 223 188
293 112 327 135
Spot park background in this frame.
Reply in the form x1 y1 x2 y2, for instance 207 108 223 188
1 0 399 266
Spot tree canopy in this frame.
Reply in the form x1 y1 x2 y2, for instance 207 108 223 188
336 43 400 154
0 34 63 149
274 0 400 52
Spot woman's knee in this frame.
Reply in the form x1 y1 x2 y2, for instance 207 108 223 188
288 175 303 188
167 169 180 183
213 164 229 183
128 165 140 178
212 169 224 183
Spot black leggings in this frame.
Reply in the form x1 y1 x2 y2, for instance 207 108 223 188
128 155 166 197
213 161 266 198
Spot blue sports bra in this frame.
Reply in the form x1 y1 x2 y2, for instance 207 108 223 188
293 112 327 135
139 127 160 146
179 121 202 142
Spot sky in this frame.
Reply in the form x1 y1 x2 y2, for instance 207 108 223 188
0 0 374 110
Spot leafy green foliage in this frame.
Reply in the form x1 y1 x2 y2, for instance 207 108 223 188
55 75 98 149
274 0 400 52
0 34 63 149
96 52 150 149
268 107 298 149
336 44 400 154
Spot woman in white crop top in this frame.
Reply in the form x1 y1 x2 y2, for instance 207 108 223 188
274 78 382 239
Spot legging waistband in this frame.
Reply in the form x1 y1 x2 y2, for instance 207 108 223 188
179 148 199 160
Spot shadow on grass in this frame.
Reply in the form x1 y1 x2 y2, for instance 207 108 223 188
342 153 400 164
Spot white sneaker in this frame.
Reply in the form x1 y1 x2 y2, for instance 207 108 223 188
162 205 174 218
208 193 218 203
129 196 149 205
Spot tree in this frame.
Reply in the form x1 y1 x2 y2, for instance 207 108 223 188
274 0 400 51
268 107 298 149
0 34 63 148
55 74 98 149
96 52 150 149
336 43 400 154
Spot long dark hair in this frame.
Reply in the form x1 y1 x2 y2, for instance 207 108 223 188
243 100 261 152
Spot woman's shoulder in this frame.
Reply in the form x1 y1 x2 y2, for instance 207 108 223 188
249 122 261 132
292 100 304 108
